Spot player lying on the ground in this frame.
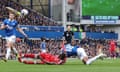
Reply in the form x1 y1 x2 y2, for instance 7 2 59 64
65 40 104 65
18 40 104 65
18 52 66 65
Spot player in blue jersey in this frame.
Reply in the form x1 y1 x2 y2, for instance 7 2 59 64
0 10 27 61
40 37 47 52
65 40 104 65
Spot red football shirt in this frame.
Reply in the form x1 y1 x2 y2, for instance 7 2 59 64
109 40 116 51
39 53 62 64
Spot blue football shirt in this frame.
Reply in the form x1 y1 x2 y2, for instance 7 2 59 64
3 19 18 37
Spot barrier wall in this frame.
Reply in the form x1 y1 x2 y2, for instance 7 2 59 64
0 30 118 39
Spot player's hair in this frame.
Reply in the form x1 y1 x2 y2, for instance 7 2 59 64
9 11 18 18
41 37 46 41
58 52 66 60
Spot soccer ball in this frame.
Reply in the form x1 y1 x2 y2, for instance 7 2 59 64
21 9 29 16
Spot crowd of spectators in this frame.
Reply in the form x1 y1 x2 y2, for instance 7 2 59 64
70 25 116 33
0 0 117 33
80 38 120 58
84 26 115 33
0 38 62 59
0 37 120 60
0 0 62 26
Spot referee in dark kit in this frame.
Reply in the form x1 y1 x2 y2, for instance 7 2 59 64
63 25 74 44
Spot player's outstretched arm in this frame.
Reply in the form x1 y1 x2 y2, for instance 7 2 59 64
17 27 28 37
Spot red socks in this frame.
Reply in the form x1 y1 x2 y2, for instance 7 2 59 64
23 61 35 64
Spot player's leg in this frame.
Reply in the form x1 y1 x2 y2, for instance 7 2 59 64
23 60 45 64
97 44 104 60
111 50 116 59
86 53 103 65
19 53 39 59
77 48 103 65
97 44 103 55
5 41 12 60
18 57 44 64
18 57 33 64
77 48 88 64
11 46 18 56
18 53 35 63
109 48 115 59
23 60 37 64
0 55 7 62
5 35 17 60
10 36 18 56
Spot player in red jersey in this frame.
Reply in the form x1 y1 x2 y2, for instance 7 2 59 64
18 52 66 65
109 40 116 59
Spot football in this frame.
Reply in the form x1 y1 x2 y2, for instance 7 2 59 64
21 9 29 16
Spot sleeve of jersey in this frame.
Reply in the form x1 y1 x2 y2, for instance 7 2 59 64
15 21 19 28
3 19 7 25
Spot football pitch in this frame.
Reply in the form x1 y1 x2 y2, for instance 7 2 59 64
0 58 120 72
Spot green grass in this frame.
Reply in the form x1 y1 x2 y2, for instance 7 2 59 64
82 0 120 16
0 58 120 72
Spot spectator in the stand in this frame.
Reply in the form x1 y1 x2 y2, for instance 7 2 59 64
66 9 74 22
79 26 83 32
40 37 47 53
96 40 103 55
69 9 74 21
67 12 72 21
71 24 78 32
110 30 115 33
109 39 116 59
95 27 101 32
63 25 74 44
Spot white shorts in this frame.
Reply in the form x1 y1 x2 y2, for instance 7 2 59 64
77 48 87 60
5 35 16 43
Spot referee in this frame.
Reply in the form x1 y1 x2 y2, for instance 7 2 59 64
63 25 74 44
